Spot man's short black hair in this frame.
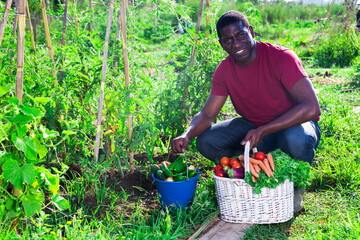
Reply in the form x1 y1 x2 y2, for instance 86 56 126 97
216 11 250 39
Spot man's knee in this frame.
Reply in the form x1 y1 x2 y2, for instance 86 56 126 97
281 128 316 164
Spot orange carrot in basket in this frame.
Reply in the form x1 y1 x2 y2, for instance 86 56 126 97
238 155 261 165
251 176 256 183
267 153 275 171
253 164 261 173
258 161 271 178
249 163 259 178
263 158 274 177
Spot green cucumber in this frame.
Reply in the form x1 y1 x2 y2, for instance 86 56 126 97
150 164 161 175
155 169 166 181
161 162 174 177
173 175 186 181
173 163 187 173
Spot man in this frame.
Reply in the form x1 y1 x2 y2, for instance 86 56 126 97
171 11 321 167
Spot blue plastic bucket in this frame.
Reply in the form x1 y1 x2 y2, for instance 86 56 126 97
152 169 200 209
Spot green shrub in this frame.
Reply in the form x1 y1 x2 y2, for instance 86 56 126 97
312 30 359 68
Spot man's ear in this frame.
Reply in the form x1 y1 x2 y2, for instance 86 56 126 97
249 26 255 38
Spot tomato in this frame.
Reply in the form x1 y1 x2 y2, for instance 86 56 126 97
161 161 170 166
255 152 265 161
220 157 230 166
251 153 256 158
231 163 242 169
229 158 239 167
215 170 225 177
214 165 223 173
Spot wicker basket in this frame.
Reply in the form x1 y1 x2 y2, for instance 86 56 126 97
213 141 294 224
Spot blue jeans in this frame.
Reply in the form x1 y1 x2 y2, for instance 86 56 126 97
196 118 321 165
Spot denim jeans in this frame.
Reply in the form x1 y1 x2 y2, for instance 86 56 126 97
196 118 321 165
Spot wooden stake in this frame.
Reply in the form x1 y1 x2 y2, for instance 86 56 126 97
12 0 26 229
26 1 36 51
94 0 115 163
0 0 14 46
87 0 93 33
72 0 79 32
182 0 204 109
40 0 57 79
59 0 69 79
91 0 115 198
120 0 134 174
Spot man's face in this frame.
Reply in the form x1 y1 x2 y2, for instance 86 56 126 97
219 21 256 66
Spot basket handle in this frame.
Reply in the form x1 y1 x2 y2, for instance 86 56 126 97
244 141 258 177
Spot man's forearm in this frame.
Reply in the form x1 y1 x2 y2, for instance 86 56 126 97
183 112 214 140
260 102 320 137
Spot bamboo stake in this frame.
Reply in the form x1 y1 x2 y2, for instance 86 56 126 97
182 0 204 109
12 0 26 229
8 1 18 75
205 0 210 38
94 0 114 164
120 0 134 174
91 0 115 197
87 0 93 33
16 0 26 104
26 1 36 51
40 0 57 79
0 0 14 46
59 0 69 79
72 0 79 32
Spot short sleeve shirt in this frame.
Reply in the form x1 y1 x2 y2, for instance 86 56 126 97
211 41 307 127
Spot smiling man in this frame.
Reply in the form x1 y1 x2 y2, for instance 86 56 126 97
171 11 321 168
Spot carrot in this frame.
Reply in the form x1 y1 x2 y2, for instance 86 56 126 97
253 164 261 173
267 153 275 171
238 155 261 165
249 163 259 178
258 161 271 178
263 158 274 177
251 175 256 183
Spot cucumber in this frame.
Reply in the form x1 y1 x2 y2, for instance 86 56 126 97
150 164 161 175
155 169 166 181
173 163 187 173
161 162 174 177
173 175 186 181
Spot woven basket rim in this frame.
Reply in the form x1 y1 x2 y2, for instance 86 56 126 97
212 173 293 189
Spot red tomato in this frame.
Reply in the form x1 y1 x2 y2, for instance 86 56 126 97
220 157 230 166
214 165 223 173
229 158 239 167
255 152 265 161
232 163 242 169
215 170 225 177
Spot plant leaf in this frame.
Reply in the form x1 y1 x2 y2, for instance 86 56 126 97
51 194 70 211
22 192 43 217
0 83 12 96
34 97 52 105
2 159 23 189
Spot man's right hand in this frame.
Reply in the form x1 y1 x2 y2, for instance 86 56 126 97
171 135 190 153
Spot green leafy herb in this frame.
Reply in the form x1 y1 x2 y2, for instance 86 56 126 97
245 150 311 194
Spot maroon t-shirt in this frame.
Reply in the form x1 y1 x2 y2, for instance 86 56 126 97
211 41 313 127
